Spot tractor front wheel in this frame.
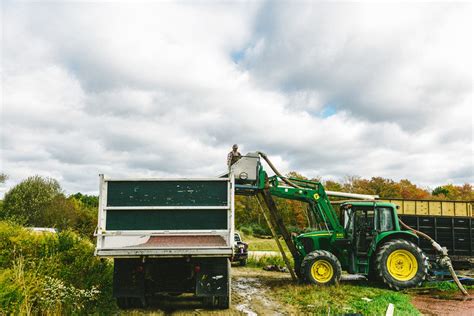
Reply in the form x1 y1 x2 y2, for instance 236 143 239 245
375 239 428 290
301 250 342 285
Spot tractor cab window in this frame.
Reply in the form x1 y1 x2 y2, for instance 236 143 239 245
354 209 375 233
347 208 376 255
377 207 394 232
343 207 374 236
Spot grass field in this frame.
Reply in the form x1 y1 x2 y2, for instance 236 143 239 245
239 233 289 252
273 279 420 315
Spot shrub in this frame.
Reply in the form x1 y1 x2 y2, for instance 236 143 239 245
0 221 116 314
239 225 253 236
247 255 291 268
238 223 271 237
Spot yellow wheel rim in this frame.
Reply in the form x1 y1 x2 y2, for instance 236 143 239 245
310 259 333 283
387 249 418 281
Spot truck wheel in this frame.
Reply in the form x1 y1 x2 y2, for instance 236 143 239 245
116 297 129 309
239 259 247 266
301 250 341 285
375 239 428 290
216 295 230 309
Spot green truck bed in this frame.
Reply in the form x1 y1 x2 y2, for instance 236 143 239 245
95 175 234 257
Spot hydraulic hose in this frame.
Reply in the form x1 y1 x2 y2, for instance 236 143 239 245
399 218 469 296
257 151 303 189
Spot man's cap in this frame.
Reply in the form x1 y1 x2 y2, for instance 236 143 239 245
232 144 238 149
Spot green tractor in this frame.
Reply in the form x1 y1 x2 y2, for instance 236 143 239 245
232 153 429 290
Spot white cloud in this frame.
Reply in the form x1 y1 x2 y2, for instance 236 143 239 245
1 2 472 197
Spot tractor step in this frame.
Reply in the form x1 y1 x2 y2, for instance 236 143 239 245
357 258 369 274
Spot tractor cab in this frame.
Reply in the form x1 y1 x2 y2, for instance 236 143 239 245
341 201 402 238
340 201 417 274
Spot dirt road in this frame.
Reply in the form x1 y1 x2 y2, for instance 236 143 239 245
411 289 474 316
125 267 295 315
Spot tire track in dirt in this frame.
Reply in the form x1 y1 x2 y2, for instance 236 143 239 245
231 268 295 316
124 267 295 315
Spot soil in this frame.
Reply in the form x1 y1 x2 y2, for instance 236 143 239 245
124 267 296 315
231 268 296 315
411 289 474 316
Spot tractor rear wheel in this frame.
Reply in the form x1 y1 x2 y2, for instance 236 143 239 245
301 250 341 285
375 239 428 290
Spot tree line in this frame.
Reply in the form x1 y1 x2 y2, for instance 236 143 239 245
0 173 472 238
0 175 98 238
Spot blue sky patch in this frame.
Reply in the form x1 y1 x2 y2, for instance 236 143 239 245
321 105 337 118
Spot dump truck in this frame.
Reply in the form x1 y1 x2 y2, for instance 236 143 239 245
95 175 234 308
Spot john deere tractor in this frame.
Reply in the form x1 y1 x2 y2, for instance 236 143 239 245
231 152 429 290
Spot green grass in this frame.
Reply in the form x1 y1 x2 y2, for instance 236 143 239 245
245 250 420 315
423 280 474 291
274 282 420 315
240 233 290 252
247 255 292 268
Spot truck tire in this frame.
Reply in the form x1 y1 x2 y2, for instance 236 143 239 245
375 239 428 290
116 297 145 309
216 295 230 309
239 259 247 266
116 297 129 309
204 296 229 309
301 250 341 285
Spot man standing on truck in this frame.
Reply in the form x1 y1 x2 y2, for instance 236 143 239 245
227 144 241 170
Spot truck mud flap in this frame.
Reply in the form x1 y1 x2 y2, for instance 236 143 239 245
195 258 229 297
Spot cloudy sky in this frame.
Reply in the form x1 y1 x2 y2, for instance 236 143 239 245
1 1 472 196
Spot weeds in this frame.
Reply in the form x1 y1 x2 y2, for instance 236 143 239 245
247 255 292 268
0 220 116 314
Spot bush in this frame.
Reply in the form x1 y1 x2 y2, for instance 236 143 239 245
0 221 116 314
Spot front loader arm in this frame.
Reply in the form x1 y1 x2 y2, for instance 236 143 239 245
267 176 345 235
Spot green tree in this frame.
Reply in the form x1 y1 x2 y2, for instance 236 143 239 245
432 186 450 197
324 180 344 192
286 171 308 180
0 174 6 212
1 176 99 237
432 184 473 200
2 176 62 224
71 192 99 208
